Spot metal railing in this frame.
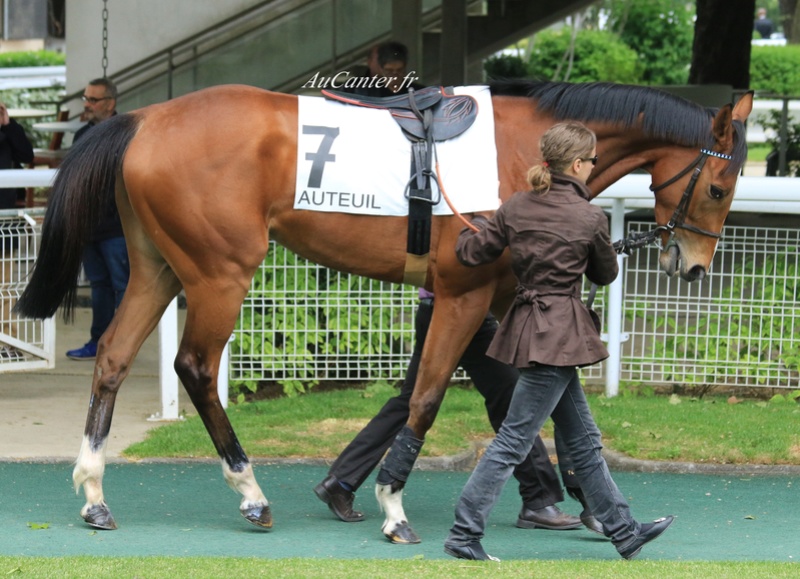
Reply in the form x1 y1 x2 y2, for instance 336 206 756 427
53 0 460 116
230 176 800 395
0 205 54 371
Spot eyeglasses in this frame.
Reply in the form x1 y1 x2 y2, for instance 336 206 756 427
81 96 112 104
580 155 598 166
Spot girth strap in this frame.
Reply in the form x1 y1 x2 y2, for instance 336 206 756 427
325 86 479 287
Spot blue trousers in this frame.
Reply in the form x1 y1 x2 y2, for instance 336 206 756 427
82 236 129 343
447 364 640 553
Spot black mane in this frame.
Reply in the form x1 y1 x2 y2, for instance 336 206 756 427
489 80 747 175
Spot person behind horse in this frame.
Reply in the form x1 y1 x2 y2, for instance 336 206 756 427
65 78 130 361
0 100 34 360
315 286 603 534
754 7 774 39
344 41 423 97
444 122 674 562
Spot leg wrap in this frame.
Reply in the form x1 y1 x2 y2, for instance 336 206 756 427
376 426 424 485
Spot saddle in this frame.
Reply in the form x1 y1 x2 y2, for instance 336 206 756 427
322 86 478 141
323 86 479 285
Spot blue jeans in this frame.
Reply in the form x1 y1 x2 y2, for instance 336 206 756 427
82 236 130 343
330 300 565 508
446 364 640 553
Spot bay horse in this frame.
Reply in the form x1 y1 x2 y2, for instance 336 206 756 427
15 81 752 542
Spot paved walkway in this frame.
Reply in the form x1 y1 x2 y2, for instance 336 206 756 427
1 462 798 561
1 304 799 562
0 307 193 460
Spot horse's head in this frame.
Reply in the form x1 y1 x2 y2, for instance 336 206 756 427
649 92 753 282
489 81 756 282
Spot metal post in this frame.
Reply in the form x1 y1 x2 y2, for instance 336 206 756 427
150 297 180 421
218 335 232 409
605 199 626 397
778 97 789 177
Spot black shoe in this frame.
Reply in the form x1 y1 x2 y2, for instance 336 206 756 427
580 512 605 535
516 504 583 530
618 516 675 560
313 475 364 522
566 486 605 535
444 541 500 562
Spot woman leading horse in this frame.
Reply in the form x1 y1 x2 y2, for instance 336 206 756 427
15 81 752 539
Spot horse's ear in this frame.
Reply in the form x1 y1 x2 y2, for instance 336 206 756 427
713 91 753 151
712 103 733 149
732 91 754 123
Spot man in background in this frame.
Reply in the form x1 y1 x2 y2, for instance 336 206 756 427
345 41 423 97
65 78 130 361
754 7 774 39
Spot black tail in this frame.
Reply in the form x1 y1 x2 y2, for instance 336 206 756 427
14 113 140 320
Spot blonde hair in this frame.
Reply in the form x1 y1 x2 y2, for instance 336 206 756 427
527 122 597 194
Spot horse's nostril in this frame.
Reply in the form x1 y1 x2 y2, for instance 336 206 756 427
687 265 706 281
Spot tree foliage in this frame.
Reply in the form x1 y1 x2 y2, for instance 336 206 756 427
600 0 695 85
528 28 641 83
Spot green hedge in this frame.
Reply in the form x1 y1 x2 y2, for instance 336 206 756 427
0 50 65 67
528 29 641 84
483 53 528 80
750 45 800 96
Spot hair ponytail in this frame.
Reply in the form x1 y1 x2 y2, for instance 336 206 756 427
526 122 596 195
527 162 552 194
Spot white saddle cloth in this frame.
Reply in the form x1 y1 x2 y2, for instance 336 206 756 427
294 86 499 216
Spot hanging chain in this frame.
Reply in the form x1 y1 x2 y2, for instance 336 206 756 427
101 0 109 77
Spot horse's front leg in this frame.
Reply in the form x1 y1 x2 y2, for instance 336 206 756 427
375 293 489 544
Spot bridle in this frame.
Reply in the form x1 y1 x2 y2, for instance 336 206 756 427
613 148 733 255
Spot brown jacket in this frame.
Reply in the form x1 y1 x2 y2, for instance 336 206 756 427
456 174 618 368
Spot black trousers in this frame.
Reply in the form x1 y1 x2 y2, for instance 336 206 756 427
328 299 575 508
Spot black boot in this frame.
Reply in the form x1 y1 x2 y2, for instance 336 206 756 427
567 486 604 535
314 475 364 522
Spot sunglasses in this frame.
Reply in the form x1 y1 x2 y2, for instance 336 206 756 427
581 155 599 166
81 96 112 104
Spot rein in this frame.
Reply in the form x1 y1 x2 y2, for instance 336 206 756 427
612 148 732 255
590 148 734 312
435 160 480 233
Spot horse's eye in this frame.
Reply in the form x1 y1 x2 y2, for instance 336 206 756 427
709 185 726 199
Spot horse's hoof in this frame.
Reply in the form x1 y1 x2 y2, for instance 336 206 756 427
82 504 118 530
241 504 273 529
382 520 421 544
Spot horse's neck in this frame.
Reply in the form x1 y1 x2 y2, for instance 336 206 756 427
586 127 660 197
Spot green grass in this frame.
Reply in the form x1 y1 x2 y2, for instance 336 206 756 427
1 556 798 578
747 143 772 163
123 386 800 466
588 393 800 464
125 385 495 459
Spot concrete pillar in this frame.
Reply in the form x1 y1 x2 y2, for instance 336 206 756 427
440 0 467 86
392 0 423 79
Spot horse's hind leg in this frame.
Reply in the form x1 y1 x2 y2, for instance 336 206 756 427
73 257 182 530
175 283 271 528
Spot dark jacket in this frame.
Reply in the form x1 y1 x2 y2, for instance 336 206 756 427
455 174 618 368
74 116 124 241
0 119 34 209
